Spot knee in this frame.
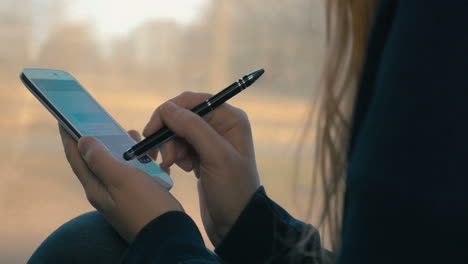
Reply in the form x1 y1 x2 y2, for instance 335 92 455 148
28 211 127 264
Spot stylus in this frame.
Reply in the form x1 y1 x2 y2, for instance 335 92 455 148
123 68 265 161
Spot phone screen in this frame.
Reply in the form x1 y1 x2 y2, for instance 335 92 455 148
24 71 173 189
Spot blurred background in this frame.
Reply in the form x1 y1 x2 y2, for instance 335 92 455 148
0 0 326 262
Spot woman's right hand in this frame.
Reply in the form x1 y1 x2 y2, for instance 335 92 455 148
143 92 260 247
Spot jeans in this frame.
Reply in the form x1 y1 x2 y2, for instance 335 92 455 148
28 211 129 264
27 211 221 264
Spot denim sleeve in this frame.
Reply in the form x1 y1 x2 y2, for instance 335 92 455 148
215 186 335 264
120 211 219 264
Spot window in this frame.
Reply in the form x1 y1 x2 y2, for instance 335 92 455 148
0 1 325 262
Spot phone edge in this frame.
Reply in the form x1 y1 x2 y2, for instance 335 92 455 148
20 71 81 141
20 69 174 189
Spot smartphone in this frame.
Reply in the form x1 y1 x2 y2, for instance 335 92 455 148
20 68 173 189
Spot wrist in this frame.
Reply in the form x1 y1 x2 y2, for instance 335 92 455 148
209 185 263 246
209 225 231 247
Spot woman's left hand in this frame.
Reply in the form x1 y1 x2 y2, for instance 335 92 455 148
58 124 183 242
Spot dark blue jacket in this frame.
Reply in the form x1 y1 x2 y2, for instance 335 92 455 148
121 1 468 263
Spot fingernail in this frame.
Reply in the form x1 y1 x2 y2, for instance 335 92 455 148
179 159 193 171
162 101 178 116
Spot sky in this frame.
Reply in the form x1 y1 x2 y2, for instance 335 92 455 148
68 0 209 36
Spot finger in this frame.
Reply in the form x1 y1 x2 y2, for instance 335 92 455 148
143 92 213 137
175 151 195 172
129 129 158 160
174 140 194 171
159 138 191 168
159 163 171 175
127 129 142 142
148 149 158 161
58 123 75 143
78 136 139 187
161 139 195 172
58 124 96 188
144 92 249 136
159 141 175 168
58 125 110 211
158 101 232 163
207 105 255 156
176 158 193 172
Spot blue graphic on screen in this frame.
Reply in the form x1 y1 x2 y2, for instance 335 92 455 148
30 78 171 187
32 79 122 136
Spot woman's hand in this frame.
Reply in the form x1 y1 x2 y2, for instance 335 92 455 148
143 91 260 246
58 124 183 243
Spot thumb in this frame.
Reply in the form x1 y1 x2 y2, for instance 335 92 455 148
78 136 137 186
159 101 231 162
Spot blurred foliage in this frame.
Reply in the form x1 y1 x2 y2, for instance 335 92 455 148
0 0 324 96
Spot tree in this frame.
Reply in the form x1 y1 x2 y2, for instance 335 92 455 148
37 24 103 73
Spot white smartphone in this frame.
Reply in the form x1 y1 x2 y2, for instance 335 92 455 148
20 68 173 189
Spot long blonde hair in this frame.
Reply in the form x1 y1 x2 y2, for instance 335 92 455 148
296 0 378 252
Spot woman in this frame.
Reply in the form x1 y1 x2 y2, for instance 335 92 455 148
28 0 468 263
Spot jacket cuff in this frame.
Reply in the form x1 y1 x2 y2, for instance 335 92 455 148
120 211 207 263
214 186 276 263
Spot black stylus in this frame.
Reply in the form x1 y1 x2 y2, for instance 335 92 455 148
123 68 265 161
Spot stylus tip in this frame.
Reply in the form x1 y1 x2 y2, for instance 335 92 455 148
123 151 135 161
